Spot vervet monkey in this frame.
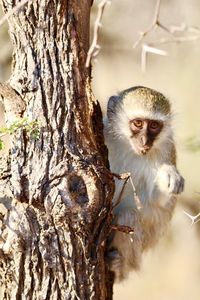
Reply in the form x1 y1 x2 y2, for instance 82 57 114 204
104 86 184 281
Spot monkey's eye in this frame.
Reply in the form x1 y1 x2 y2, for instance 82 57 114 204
131 119 143 128
149 121 160 130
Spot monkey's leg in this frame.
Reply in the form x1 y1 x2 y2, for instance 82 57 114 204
108 208 143 281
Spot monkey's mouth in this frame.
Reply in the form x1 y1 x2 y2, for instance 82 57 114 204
138 147 151 155
132 143 151 155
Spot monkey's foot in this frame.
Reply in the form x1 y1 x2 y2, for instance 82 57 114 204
106 249 126 282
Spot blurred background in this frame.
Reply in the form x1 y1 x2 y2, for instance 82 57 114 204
1 0 200 299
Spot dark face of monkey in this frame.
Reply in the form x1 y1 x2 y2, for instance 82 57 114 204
130 118 163 155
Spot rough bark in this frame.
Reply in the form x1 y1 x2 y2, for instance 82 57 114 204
0 0 114 299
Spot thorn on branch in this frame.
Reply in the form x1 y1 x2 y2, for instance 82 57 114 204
141 44 168 72
183 210 200 225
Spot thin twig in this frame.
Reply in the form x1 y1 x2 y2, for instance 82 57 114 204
110 224 134 234
183 210 200 225
112 172 143 210
133 0 161 48
86 0 111 68
133 0 200 71
128 174 143 210
141 44 168 72
152 35 200 45
0 0 31 27
112 172 130 208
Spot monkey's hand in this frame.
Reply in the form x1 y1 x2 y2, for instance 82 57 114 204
156 164 184 194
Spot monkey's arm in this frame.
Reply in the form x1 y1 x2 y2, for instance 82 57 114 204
156 144 184 194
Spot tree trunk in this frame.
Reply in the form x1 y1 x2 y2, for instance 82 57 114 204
0 0 114 299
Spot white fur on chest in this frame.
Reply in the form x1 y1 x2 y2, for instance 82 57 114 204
105 134 161 206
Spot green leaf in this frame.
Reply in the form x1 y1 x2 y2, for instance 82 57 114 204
0 118 40 151
0 139 5 150
0 127 9 134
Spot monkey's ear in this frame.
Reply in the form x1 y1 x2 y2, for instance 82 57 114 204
107 95 121 118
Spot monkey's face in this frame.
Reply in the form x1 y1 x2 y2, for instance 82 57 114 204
129 118 163 155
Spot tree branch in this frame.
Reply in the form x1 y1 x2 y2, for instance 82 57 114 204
86 0 111 67
133 0 200 71
133 0 161 48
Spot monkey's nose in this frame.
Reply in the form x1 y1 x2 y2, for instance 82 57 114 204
140 135 148 146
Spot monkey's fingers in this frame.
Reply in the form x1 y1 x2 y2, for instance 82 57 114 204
169 174 185 194
176 176 184 194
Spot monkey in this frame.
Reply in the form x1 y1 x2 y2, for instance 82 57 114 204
104 86 184 281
